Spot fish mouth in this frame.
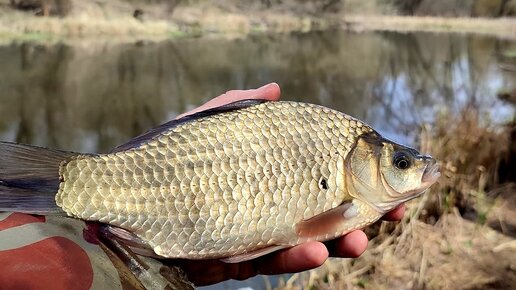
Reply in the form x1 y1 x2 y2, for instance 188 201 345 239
396 160 440 200
421 161 441 187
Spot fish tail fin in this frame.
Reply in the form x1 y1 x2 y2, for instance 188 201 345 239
0 141 76 215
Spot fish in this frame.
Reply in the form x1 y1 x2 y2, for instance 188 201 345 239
0 100 440 263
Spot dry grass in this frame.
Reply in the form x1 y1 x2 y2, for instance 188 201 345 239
1 1 516 40
273 107 516 290
0 9 176 41
172 6 334 35
275 213 515 290
0 1 335 40
419 108 511 223
344 15 516 39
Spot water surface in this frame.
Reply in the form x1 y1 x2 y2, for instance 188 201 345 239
0 30 514 153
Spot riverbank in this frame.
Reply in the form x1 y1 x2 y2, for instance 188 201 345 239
0 3 337 41
344 15 516 39
1 2 516 42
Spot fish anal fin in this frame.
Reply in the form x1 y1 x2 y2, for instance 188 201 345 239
102 226 158 258
221 245 289 263
295 200 382 239
111 99 268 153
99 226 194 290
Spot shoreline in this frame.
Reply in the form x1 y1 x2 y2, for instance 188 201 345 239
344 15 516 39
0 6 515 42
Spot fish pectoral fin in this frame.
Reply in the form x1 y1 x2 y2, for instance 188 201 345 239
295 200 382 239
220 245 289 263
103 226 159 258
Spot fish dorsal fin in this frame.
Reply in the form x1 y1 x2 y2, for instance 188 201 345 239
111 99 268 153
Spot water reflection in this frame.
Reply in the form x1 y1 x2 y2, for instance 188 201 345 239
0 31 514 153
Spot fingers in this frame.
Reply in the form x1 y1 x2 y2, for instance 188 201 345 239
326 230 368 258
176 83 281 119
180 241 329 285
256 241 328 275
221 82 281 103
181 225 387 285
382 204 405 221
177 259 253 286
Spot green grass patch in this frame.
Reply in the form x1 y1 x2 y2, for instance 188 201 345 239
0 31 53 42
502 49 516 58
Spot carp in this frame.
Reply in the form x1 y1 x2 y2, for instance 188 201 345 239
0 100 440 263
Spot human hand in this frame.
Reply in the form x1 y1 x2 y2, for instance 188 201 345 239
174 83 406 286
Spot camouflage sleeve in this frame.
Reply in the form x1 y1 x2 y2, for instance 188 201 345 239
0 213 193 290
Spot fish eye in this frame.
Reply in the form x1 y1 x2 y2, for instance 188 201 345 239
393 152 411 170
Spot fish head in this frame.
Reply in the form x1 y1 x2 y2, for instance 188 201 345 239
345 132 440 213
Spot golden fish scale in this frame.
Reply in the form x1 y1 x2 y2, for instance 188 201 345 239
56 102 373 259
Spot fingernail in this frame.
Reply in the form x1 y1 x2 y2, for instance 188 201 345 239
257 83 275 90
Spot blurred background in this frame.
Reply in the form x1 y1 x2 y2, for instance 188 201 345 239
0 1 515 289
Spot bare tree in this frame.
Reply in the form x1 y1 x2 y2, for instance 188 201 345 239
392 0 423 15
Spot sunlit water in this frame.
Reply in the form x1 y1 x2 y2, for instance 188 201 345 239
0 30 514 289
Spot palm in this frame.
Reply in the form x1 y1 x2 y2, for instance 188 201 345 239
175 83 406 286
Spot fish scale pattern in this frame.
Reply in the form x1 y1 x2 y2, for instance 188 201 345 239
56 101 373 259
